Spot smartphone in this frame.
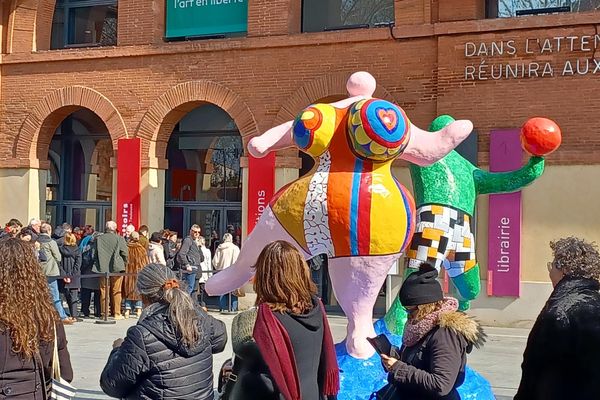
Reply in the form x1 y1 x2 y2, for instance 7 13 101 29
367 334 392 356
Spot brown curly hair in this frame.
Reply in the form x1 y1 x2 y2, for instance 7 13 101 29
254 241 317 314
0 238 58 359
550 237 600 281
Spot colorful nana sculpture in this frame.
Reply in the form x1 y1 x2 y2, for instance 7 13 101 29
205 71 474 359
384 115 561 337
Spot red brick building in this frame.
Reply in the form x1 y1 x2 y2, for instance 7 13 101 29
1 0 599 322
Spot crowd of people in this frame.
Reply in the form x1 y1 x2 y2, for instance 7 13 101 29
1 215 600 399
0 218 242 324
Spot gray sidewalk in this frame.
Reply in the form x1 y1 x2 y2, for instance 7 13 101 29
67 313 526 399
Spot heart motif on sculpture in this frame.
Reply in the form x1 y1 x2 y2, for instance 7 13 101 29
377 108 398 133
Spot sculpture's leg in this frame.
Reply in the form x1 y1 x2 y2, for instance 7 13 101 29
204 206 310 296
328 254 400 359
445 215 479 310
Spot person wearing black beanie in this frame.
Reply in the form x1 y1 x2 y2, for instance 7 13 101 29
399 263 444 306
374 263 485 400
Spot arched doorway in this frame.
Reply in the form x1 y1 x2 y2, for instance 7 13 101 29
164 103 243 248
46 109 113 230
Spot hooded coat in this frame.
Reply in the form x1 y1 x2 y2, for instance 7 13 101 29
225 299 336 400
212 241 240 271
59 245 82 289
514 276 600 400
387 311 485 400
100 303 227 400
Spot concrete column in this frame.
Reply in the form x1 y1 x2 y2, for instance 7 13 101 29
111 168 118 225
140 168 166 233
85 173 98 226
275 167 299 191
0 168 47 224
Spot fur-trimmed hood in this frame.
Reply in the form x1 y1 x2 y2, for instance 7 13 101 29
438 311 486 349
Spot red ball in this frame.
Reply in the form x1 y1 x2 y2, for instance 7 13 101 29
520 117 562 156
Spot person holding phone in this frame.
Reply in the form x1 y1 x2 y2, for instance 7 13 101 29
377 263 485 400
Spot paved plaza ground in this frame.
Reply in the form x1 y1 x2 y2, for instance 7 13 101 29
67 312 525 400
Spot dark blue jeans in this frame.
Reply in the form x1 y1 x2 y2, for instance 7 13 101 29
182 272 197 296
219 293 238 312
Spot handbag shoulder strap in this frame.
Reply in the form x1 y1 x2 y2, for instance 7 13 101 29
52 323 61 380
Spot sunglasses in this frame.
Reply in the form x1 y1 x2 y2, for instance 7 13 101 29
192 230 201 234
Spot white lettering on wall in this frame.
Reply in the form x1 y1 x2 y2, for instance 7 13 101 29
463 34 600 81
496 217 510 273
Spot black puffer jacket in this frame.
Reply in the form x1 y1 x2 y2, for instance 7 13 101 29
100 303 227 399
515 276 600 400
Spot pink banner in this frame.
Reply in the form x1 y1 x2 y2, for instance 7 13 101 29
487 130 522 297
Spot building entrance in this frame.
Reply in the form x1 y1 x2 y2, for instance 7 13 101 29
163 103 243 245
45 110 113 230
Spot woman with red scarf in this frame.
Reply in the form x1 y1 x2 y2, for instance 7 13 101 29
222 240 339 400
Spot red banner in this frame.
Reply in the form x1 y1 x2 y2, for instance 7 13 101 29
247 153 276 235
116 138 141 236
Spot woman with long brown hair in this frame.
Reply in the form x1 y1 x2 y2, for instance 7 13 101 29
100 263 227 399
122 231 147 319
0 237 73 398
222 240 339 400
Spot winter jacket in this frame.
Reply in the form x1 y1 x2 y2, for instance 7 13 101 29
515 276 600 400
59 245 82 289
147 242 166 265
388 311 485 400
199 246 212 283
177 237 204 269
225 300 335 400
213 242 240 271
164 241 178 270
93 232 128 274
38 234 61 279
0 322 73 399
122 242 148 301
80 235 99 290
100 303 227 399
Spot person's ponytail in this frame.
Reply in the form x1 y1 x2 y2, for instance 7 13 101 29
163 285 200 347
137 263 201 347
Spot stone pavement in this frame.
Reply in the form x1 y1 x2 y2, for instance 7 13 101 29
67 313 527 399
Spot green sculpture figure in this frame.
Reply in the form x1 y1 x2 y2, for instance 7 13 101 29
385 114 545 335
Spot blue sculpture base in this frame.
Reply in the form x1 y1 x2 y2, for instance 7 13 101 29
335 319 495 400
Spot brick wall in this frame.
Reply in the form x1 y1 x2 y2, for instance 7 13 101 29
1 1 599 168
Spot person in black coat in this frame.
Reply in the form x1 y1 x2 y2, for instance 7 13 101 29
379 263 485 400
515 237 600 400
59 233 82 319
79 232 101 318
0 238 73 399
221 241 339 400
100 263 227 400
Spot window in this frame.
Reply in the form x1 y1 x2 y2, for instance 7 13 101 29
51 0 117 49
486 0 600 18
302 0 394 33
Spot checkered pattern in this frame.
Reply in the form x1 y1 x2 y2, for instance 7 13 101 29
406 204 476 278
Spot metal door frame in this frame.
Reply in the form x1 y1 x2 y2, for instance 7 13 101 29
47 200 111 231
165 201 242 238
